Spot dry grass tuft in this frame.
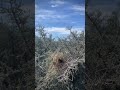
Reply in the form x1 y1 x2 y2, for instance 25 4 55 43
36 51 85 90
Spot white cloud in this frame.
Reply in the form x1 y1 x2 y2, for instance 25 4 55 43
50 0 65 5
36 9 54 15
35 9 67 20
35 4 67 19
50 0 65 8
44 27 84 34
51 4 58 7
45 27 70 34
35 27 84 38
71 5 85 12
36 13 67 20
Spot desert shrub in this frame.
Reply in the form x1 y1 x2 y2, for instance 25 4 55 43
35 27 85 90
85 8 120 89
0 0 34 89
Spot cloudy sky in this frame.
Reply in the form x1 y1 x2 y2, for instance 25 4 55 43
35 0 85 38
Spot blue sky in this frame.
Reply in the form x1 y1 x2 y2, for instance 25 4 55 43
35 0 85 38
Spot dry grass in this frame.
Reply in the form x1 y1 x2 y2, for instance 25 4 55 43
35 28 85 90
36 51 85 90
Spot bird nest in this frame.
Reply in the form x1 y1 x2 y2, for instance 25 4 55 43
36 52 85 90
